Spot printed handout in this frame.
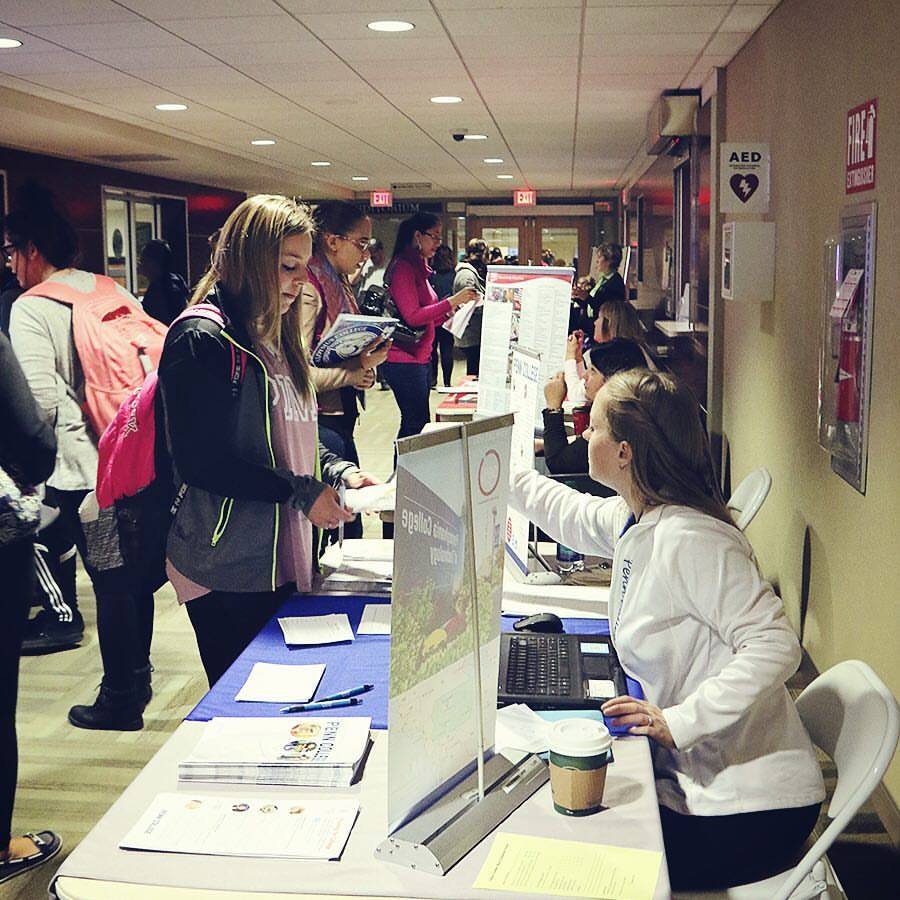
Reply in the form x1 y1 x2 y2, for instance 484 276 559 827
235 663 325 703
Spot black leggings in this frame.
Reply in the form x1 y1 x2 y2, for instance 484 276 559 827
186 586 291 688
661 803 821 889
0 539 34 848
431 327 454 387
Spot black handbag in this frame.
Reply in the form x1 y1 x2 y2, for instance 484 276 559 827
359 283 425 349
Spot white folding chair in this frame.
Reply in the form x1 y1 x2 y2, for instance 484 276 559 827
726 467 772 531
674 660 900 900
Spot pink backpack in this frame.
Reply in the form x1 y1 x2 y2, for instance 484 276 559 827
95 302 244 509
21 274 168 436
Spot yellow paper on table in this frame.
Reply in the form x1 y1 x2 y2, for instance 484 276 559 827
473 833 662 899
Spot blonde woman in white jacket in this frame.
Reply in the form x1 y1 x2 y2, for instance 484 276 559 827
510 370 824 890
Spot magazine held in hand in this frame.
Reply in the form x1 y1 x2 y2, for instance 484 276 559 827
179 717 372 787
311 314 397 367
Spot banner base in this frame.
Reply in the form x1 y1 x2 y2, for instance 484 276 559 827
375 752 548 876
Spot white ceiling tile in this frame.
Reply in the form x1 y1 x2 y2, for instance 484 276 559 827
239 58 359 84
85 43 221 70
466 57 577 78
461 34 580 58
595 32 710 53
0 51 109 76
152 66 264 91
29 21 186 50
325 36 458 62
586 0 727 5
719 5 774 32
280 0 430 11
434 0 580 8
584 5 729 34
121 0 279 18
579 72 678 92
160 16 309 46
580 53 698 76
0 1 138 26
440 8 583 35
704 32 752 56
208 41 331 67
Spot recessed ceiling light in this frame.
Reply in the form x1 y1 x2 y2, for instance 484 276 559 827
430 96 462 104
483 157 504 164
250 139 276 146
368 20 414 32
351 176 369 181
0 38 23 49
463 133 487 141
155 102 188 111
497 174 514 180
310 161 331 167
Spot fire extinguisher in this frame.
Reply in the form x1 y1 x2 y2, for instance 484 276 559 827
835 293 861 426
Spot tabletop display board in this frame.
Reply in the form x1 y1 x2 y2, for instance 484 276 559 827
388 417 512 833
476 265 573 417
506 348 541 574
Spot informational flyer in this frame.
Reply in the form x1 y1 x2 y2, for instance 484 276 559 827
387 417 512 832
506 348 541 574
477 266 573 418
120 793 359 860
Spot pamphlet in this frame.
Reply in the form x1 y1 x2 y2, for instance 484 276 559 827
179 716 371 787
235 662 325 703
343 481 396 514
311 314 397 367
120 792 360 860
443 297 481 339
473 833 662 899
357 603 391 635
278 614 354 646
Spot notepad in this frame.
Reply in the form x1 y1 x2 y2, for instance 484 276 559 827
357 604 391 635
235 663 325 703
278 614 354 646
474 833 662 899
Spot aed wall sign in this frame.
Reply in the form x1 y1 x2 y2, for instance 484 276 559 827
846 98 877 194
720 143 770 214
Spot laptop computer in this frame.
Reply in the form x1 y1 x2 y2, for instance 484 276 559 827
497 631 627 710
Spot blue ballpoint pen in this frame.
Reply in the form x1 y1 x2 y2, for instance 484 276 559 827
280 697 361 714
317 683 375 703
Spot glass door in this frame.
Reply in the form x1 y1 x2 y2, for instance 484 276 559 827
535 217 591 273
468 216 529 264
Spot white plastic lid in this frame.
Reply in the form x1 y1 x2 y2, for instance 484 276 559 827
548 718 613 757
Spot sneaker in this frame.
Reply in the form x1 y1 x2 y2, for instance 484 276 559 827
20 611 84 655
0 831 62 885
68 684 143 731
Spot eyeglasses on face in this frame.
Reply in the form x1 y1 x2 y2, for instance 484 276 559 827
337 235 375 252
422 231 442 241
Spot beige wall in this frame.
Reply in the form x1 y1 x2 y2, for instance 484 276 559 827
721 0 900 805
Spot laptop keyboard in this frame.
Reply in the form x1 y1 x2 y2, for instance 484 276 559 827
504 634 574 696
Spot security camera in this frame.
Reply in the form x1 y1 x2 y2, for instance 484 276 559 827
451 129 467 142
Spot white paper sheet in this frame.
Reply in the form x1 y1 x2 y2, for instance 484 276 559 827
356 604 391 635
120 792 359 860
494 704 553 754
343 482 396 514
587 679 617 700
442 297 481 339
235 663 325 703
278 615 353 647
435 382 480 394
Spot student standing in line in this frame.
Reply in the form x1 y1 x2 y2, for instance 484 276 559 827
428 244 457 388
5 183 155 730
452 238 487 376
138 239 189 326
510 370 824 890
302 201 390 539
0 331 61 886
381 213 476 441
159 195 363 687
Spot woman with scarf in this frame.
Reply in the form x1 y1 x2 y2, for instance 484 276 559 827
302 202 390 537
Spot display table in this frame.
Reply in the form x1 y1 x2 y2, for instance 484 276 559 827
434 379 478 422
53 726 669 899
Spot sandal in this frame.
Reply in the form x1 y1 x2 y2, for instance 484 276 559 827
0 830 62 884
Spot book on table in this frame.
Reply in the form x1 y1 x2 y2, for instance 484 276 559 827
179 716 372 788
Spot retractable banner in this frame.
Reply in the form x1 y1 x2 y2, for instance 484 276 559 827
387 417 512 833
476 265 574 417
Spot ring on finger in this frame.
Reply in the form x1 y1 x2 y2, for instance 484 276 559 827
646 713 653 727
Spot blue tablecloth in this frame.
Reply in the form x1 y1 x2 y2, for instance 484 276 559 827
186 594 641 730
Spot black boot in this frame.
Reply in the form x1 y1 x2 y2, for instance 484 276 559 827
134 664 153 708
68 682 144 731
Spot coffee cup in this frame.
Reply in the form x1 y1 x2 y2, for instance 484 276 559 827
571 404 591 436
548 718 614 816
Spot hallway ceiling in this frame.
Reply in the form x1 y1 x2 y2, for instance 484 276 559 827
0 1 776 198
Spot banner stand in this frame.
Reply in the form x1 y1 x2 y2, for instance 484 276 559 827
375 416 548 876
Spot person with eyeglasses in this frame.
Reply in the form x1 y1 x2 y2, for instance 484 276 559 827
302 201 391 539
381 213 477 443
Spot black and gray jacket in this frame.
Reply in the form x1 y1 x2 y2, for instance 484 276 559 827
159 287 356 593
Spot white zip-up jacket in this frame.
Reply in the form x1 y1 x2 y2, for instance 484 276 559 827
511 470 825 816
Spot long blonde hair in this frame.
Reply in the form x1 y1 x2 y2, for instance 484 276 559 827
193 195 315 399
602 370 733 525
597 299 644 343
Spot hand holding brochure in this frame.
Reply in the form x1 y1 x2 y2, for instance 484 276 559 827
121 792 359 859
311 314 397 367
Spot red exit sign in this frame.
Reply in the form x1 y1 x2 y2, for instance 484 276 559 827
514 190 536 206
370 190 393 208
846 98 876 194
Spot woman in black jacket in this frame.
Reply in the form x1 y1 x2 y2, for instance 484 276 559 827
0 331 61 885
